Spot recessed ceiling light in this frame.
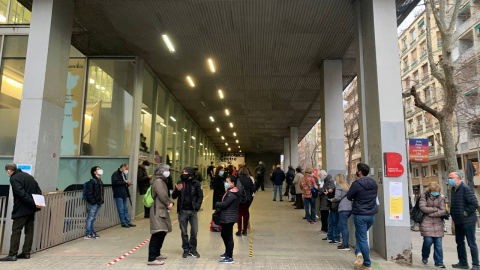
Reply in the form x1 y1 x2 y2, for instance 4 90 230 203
89 78 95 84
183 128 187 132
216 127 220 132
186 76 195 87
238 146 241 148
200 143 203 145
208 58 216 73
229 122 233 128
225 143 228 146
170 116 176 122
239 150 242 153
236 140 239 143
218 90 224 99
190 145 194 149
221 136 225 140
95 85 100 89
173 132 177 135
162 34 175 52
225 109 230 116
191 136 196 140
160 123 167 127
205 147 208 150
233 132 236 137
184 141 186 143
228 148 231 151
141 109 150 114
209 116 215 122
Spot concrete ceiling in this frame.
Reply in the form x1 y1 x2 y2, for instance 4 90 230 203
21 0 419 154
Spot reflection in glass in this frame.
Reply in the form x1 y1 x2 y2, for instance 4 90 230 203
8 0 30 24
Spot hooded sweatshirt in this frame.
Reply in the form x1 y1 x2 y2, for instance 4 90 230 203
346 176 378 215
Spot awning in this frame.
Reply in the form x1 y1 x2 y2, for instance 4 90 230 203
418 19 424 27
465 88 478 96
458 3 471 15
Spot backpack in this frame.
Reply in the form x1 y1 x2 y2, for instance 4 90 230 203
143 185 156 208
237 177 248 203
82 179 95 201
411 193 427 223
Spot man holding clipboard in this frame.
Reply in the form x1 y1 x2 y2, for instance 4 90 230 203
0 163 42 262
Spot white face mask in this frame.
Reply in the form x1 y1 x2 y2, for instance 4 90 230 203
145 166 149 170
163 171 170 178
97 169 104 176
124 170 129 175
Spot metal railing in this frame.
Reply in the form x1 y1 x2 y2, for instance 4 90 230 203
28 187 123 253
0 197 6 254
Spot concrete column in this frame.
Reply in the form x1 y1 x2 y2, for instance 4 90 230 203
128 57 144 220
356 0 411 263
290 127 299 168
320 60 345 176
161 92 170 162
3 0 74 255
283 138 290 171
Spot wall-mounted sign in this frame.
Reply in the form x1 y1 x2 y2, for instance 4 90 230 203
384 152 404 177
409 138 429 163
220 153 245 163
17 164 32 175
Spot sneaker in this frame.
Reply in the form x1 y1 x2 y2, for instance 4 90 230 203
322 237 330 241
337 244 350 251
273 199 276 201
219 257 234 264
84 234 95 240
182 251 189 258
236 232 242 236
452 263 470 269
93 233 100 239
127 223 136 227
280 200 284 201
242 231 247 236
147 260 164 265
121 224 130 228
317 230 327 235
220 253 227 259
311 220 317 223
470 266 480 270
435 265 446 269
354 253 364 268
422 259 428 264
329 240 340 244
359 265 372 270
189 250 200 258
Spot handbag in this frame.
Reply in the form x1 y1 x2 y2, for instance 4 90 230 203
212 210 220 225
411 193 427 223
290 184 296 195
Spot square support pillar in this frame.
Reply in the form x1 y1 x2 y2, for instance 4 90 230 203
283 138 290 172
3 0 74 255
320 60 345 176
290 127 299 168
355 0 412 264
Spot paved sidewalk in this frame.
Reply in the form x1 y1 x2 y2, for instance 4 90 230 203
1 188 478 269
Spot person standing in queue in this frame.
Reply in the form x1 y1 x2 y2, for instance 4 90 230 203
211 166 225 232
111 163 135 228
255 161 266 191
172 167 204 258
138 160 153 218
84 166 105 240
215 175 241 264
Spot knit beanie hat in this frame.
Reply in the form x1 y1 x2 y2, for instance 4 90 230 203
183 166 194 175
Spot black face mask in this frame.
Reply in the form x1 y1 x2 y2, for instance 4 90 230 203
356 171 360 177
181 174 191 181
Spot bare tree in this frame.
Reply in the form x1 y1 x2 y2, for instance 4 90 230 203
345 84 360 183
405 0 463 173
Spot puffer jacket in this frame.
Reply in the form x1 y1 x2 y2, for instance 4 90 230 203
332 185 352 212
451 182 479 225
346 176 378 215
419 193 446 238
215 187 240 224
150 176 173 234
293 173 303 195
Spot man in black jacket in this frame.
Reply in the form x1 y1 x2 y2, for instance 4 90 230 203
284 166 295 201
172 167 204 258
271 165 285 201
346 163 378 270
0 163 42 262
111 164 135 228
449 171 479 270
137 160 152 218
255 161 266 191
84 166 105 240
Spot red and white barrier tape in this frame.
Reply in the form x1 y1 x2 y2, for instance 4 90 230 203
107 238 150 266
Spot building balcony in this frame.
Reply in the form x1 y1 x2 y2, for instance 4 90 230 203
417 128 424 135
408 131 415 137
403 66 410 74
425 125 433 132
453 10 480 42
411 60 419 69
421 53 427 62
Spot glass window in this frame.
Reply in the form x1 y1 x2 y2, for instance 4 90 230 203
81 59 135 156
0 0 7 23
140 70 155 154
3 35 28 57
8 0 31 24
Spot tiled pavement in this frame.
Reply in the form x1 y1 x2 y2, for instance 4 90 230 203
1 188 478 269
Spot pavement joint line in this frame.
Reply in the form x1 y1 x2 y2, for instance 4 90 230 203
107 238 150 266
372 261 382 270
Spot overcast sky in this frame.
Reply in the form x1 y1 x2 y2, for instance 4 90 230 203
398 0 425 36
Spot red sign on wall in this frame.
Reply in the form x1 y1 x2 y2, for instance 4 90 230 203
313 169 318 179
384 152 405 177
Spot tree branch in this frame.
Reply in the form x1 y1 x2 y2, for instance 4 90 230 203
448 0 463 33
425 1 446 84
410 86 440 118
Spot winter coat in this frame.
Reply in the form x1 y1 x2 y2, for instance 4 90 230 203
451 182 479 225
346 176 378 216
137 166 150 195
238 175 255 202
300 174 317 198
150 176 173 234
320 175 335 211
85 177 104 206
271 168 285 185
255 164 265 176
332 185 352 212
172 177 204 213
215 187 240 224
111 169 130 199
293 173 304 195
9 169 42 219
286 169 295 185
212 175 225 210
419 193 446 238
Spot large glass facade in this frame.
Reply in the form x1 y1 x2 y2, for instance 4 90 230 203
8 0 30 24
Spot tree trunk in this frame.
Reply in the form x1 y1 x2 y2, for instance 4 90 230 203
347 146 354 183
439 114 459 173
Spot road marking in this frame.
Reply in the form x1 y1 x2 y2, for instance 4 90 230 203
107 238 150 266
249 207 253 258
372 261 383 270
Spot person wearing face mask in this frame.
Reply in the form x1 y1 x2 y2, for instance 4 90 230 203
215 175 241 264
84 166 105 240
319 170 335 236
211 166 225 232
172 167 204 258
449 171 479 270
0 163 42 262
111 163 136 228
138 160 153 218
418 182 446 268
147 163 174 266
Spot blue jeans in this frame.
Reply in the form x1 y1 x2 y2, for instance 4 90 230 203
304 198 316 222
86 204 102 235
273 185 283 201
339 211 352 246
354 215 375 267
327 211 340 241
455 222 479 266
422 237 443 265
114 197 130 225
